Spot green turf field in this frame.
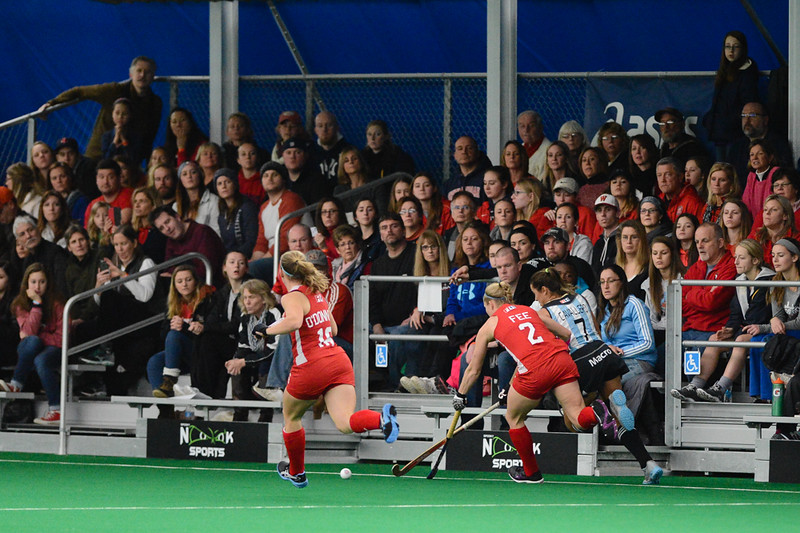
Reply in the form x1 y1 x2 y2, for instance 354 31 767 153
4 452 800 532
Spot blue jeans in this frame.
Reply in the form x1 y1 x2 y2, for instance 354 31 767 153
14 336 61 407
146 330 193 388
497 351 515 396
458 345 494 408
266 334 354 389
384 324 424 387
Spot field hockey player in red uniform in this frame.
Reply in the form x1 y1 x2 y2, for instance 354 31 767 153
263 251 399 488
454 281 614 483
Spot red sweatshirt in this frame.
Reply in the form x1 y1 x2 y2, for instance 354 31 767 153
682 251 736 332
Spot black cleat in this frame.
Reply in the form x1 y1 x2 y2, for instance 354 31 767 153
508 466 544 484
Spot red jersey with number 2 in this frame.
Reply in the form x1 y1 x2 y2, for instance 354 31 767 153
493 303 569 374
290 285 343 365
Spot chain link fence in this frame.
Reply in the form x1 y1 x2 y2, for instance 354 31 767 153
1 73 702 186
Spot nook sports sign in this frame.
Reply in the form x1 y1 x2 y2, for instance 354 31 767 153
147 420 268 462
447 430 578 474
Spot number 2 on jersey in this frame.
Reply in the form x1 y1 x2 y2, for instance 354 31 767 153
518 322 543 346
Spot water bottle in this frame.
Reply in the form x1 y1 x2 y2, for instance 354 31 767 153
772 373 784 416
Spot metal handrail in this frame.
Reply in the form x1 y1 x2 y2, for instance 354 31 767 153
0 99 78 130
270 172 407 284
665 276 800 447
57 252 212 455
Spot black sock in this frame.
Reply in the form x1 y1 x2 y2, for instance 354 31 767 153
619 428 652 469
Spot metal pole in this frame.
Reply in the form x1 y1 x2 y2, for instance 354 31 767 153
664 280 682 447
354 279 370 410
442 78 452 185
486 0 517 165
208 0 240 144
789 0 800 163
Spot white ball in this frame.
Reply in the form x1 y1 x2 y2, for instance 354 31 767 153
340 467 352 479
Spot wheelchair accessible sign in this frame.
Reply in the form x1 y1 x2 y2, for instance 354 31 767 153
684 351 701 375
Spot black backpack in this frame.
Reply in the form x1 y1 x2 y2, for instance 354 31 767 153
762 334 800 375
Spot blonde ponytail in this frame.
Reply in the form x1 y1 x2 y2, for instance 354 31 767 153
483 281 514 304
280 250 330 293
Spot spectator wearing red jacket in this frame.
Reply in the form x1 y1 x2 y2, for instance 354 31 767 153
657 157 704 222
682 223 737 339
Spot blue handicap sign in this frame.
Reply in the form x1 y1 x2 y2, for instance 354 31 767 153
375 343 388 368
683 351 701 375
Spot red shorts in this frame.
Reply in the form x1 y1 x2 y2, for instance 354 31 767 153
285 351 355 400
511 350 579 401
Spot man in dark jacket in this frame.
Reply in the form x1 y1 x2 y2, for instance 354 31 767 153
39 56 162 166
10 215 68 297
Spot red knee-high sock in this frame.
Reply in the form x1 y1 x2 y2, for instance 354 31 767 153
508 427 539 477
577 405 599 431
282 427 305 475
349 409 381 433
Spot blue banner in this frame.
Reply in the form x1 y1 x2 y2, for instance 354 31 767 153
584 76 715 147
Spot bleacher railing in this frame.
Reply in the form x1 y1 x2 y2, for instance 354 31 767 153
0 71 734 184
58 252 212 455
665 278 800 448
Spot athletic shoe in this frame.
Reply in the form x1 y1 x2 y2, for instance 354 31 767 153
432 376 449 395
608 389 635 431
0 379 20 393
414 376 436 394
277 460 308 488
696 383 725 403
643 460 663 485
79 383 107 399
399 376 426 394
381 404 399 443
508 466 544 484
33 410 60 425
591 399 618 441
252 385 283 402
79 347 115 366
670 384 699 402
772 431 794 440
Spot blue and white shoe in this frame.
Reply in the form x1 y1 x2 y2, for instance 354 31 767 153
277 460 308 488
608 389 635 431
381 404 399 443
643 460 663 485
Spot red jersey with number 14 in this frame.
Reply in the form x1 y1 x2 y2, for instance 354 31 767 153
290 285 344 366
493 303 569 374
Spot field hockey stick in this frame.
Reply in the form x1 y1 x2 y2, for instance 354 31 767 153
426 410 461 479
391 402 501 477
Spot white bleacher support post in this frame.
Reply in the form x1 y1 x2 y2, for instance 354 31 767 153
665 279 683 447
353 279 370 411
209 1 239 144
486 0 517 165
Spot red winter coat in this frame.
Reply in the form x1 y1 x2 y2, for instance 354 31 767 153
682 251 736 332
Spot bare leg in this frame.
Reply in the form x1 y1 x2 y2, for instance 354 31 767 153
722 334 751 381
323 384 357 434
504 387 540 429
553 380 590 430
282 391 316 433
699 337 725 381
600 376 623 402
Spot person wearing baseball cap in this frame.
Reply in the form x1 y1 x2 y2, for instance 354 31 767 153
281 137 329 205
552 177 598 239
540 226 596 289
272 111 306 164
54 137 99 199
654 106 709 164
591 193 620 273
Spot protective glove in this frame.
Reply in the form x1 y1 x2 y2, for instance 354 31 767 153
452 391 467 412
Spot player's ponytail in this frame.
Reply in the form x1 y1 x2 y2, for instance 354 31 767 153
483 281 513 304
530 268 575 296
279 250 330 293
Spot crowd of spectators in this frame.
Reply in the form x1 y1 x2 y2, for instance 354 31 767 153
1 39 799 438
